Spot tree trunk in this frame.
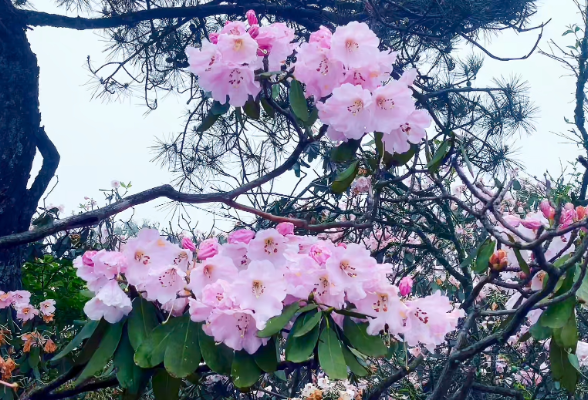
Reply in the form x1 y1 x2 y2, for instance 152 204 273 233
0 0 58 291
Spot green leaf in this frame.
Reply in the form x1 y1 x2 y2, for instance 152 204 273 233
512 179 522 190
574 266 588 302
198 325 233 375
318 323 348 380
540 298 576 329
530 322 552 340
75 321 123 385
293 311 322 337
332 161 359 194
331 140 361 163
152 369 181 400
298 304 318 313
253 338 278 373
52 320 100 362
341 345 368 377
383 145 417 168
258 302 300 338
29 347 40 369
559 314 578 349
513 248 530 275
243 99 261 120
231 351 262 389
74 319 111 366
197 112 220 133
115 329 145 395
334 309 370 319
164 317 201 378
135 318 184 368
459 143 474 177
563 29 575 36
550 339 578 393
260 98 275 118
285 311 321 362
289 79 309 121
128 297 160 351
425 140 451 173
342 317 386 357
306 107 319 127
473 238 495 274
568 353 582 373
210 101 231 116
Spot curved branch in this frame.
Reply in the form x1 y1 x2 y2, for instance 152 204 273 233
365 355 424 400
28 126 60 205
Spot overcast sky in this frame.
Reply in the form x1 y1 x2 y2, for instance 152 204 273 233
26 0 581 232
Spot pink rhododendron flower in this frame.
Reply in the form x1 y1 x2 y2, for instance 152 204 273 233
308 242 333 265
255 23 295 71
188 255 238 297
144 265 187 304
231 260 287 328
520 211 546 230
181 237 196 252
540 199 555 220
201 280 235 310
403 291 465 351
577 341 588 366
246 10 258 26
330 21 379 68
370 80 414 133
502 214 521 227
206 64 261 107
39 299 56 315
84 280 132 323
218 242 250 269
399 276 413 296
0 292 12 309
162 297 189 317
309 26 332 48
15 303 39 322
11 290 31 306
228 229 256 244
294 42 344 99
186 41 223 78
220 21 248 36
276 222 295 236
316 83 373 138
351 176 371 194
325 243 375 301
216 32 259 65
92 250 127 277
205 308 266 354
383 110 431 154
247 228 296 268
355 283 406 335
188 298 213 323
198 237 220 260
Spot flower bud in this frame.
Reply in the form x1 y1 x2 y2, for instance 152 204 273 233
540 199 555 220
228 229 256 244
276 222 295 236
246 10 258 26
82 250 97 267
399 276 413 296
181 237 196 252
489 249 508 271
197 238 219 260
209 32 219 44
248 24 260 38
577 206 586 220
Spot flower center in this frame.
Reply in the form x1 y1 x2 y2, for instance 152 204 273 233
263 237 279 254
159 269 178 288
203 265 214 279
251 280 265 298
400 123 411 135
414 307 429 324
228 69 243 88
372 293 389 313
233 38 243 51
345 38 359 52
377 96 395 110
339 260 357 277
347 100 364 115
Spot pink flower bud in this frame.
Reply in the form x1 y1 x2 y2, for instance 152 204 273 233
248 24 259 39
520 219 542 230
502 214 521 228
209 32 219 44
82 250 97 267
276 222 295 236
337 243 347 249
246 10 258 26
577 206 586 220
197 238 219 260
181 237 196 252
257 43 272 56
540 199 555 220
565 202 575 210
228 229 256 244
309 243 332 265
399 276 413 296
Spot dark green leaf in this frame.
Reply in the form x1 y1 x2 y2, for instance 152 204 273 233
128 297 159 351
293 311 322 337
332 161 359 194
135 318 183 368
474 238 495 274
342 317 386 357
258 302 300 338
210 101 231 115
289 79 309 121
75 322 123 385
285 311 321 362
512 179 522 190
568 353 582 373
383 145 417 168
298 304 318 313
29 347 40 369
243 99 260 120
253 338 278 373
559 314 578 349
198 325 233 375
341 345 368 377
231 351 262 389
152 369 181 400
318 323 348 380
331 140 361 163
530 322 551 340
550 339 578 393
334 309 370 319
540 298 576 329
164 317 201 378
115 329 145 394
306 107 319 127
513 248 530 275
74 319 111 366
425 140 451 173
52 320 100 362
260 98 275 118
197 112 220 133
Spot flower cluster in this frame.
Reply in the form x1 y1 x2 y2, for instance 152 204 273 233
185 11 431 155
296 376 364 400
0 290 55 323
75 225 463 354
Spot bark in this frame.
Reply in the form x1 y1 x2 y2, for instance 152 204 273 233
0 0 59 290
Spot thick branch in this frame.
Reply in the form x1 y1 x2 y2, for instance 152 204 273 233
365 355 424 400
28 126 60 205
470 383 524 400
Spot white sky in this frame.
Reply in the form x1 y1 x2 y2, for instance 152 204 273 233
26 0 583 231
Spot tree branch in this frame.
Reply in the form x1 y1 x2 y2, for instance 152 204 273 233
365 355 424 400
28 126 60 205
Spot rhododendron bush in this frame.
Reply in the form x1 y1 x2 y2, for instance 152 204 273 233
5 3 588 400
